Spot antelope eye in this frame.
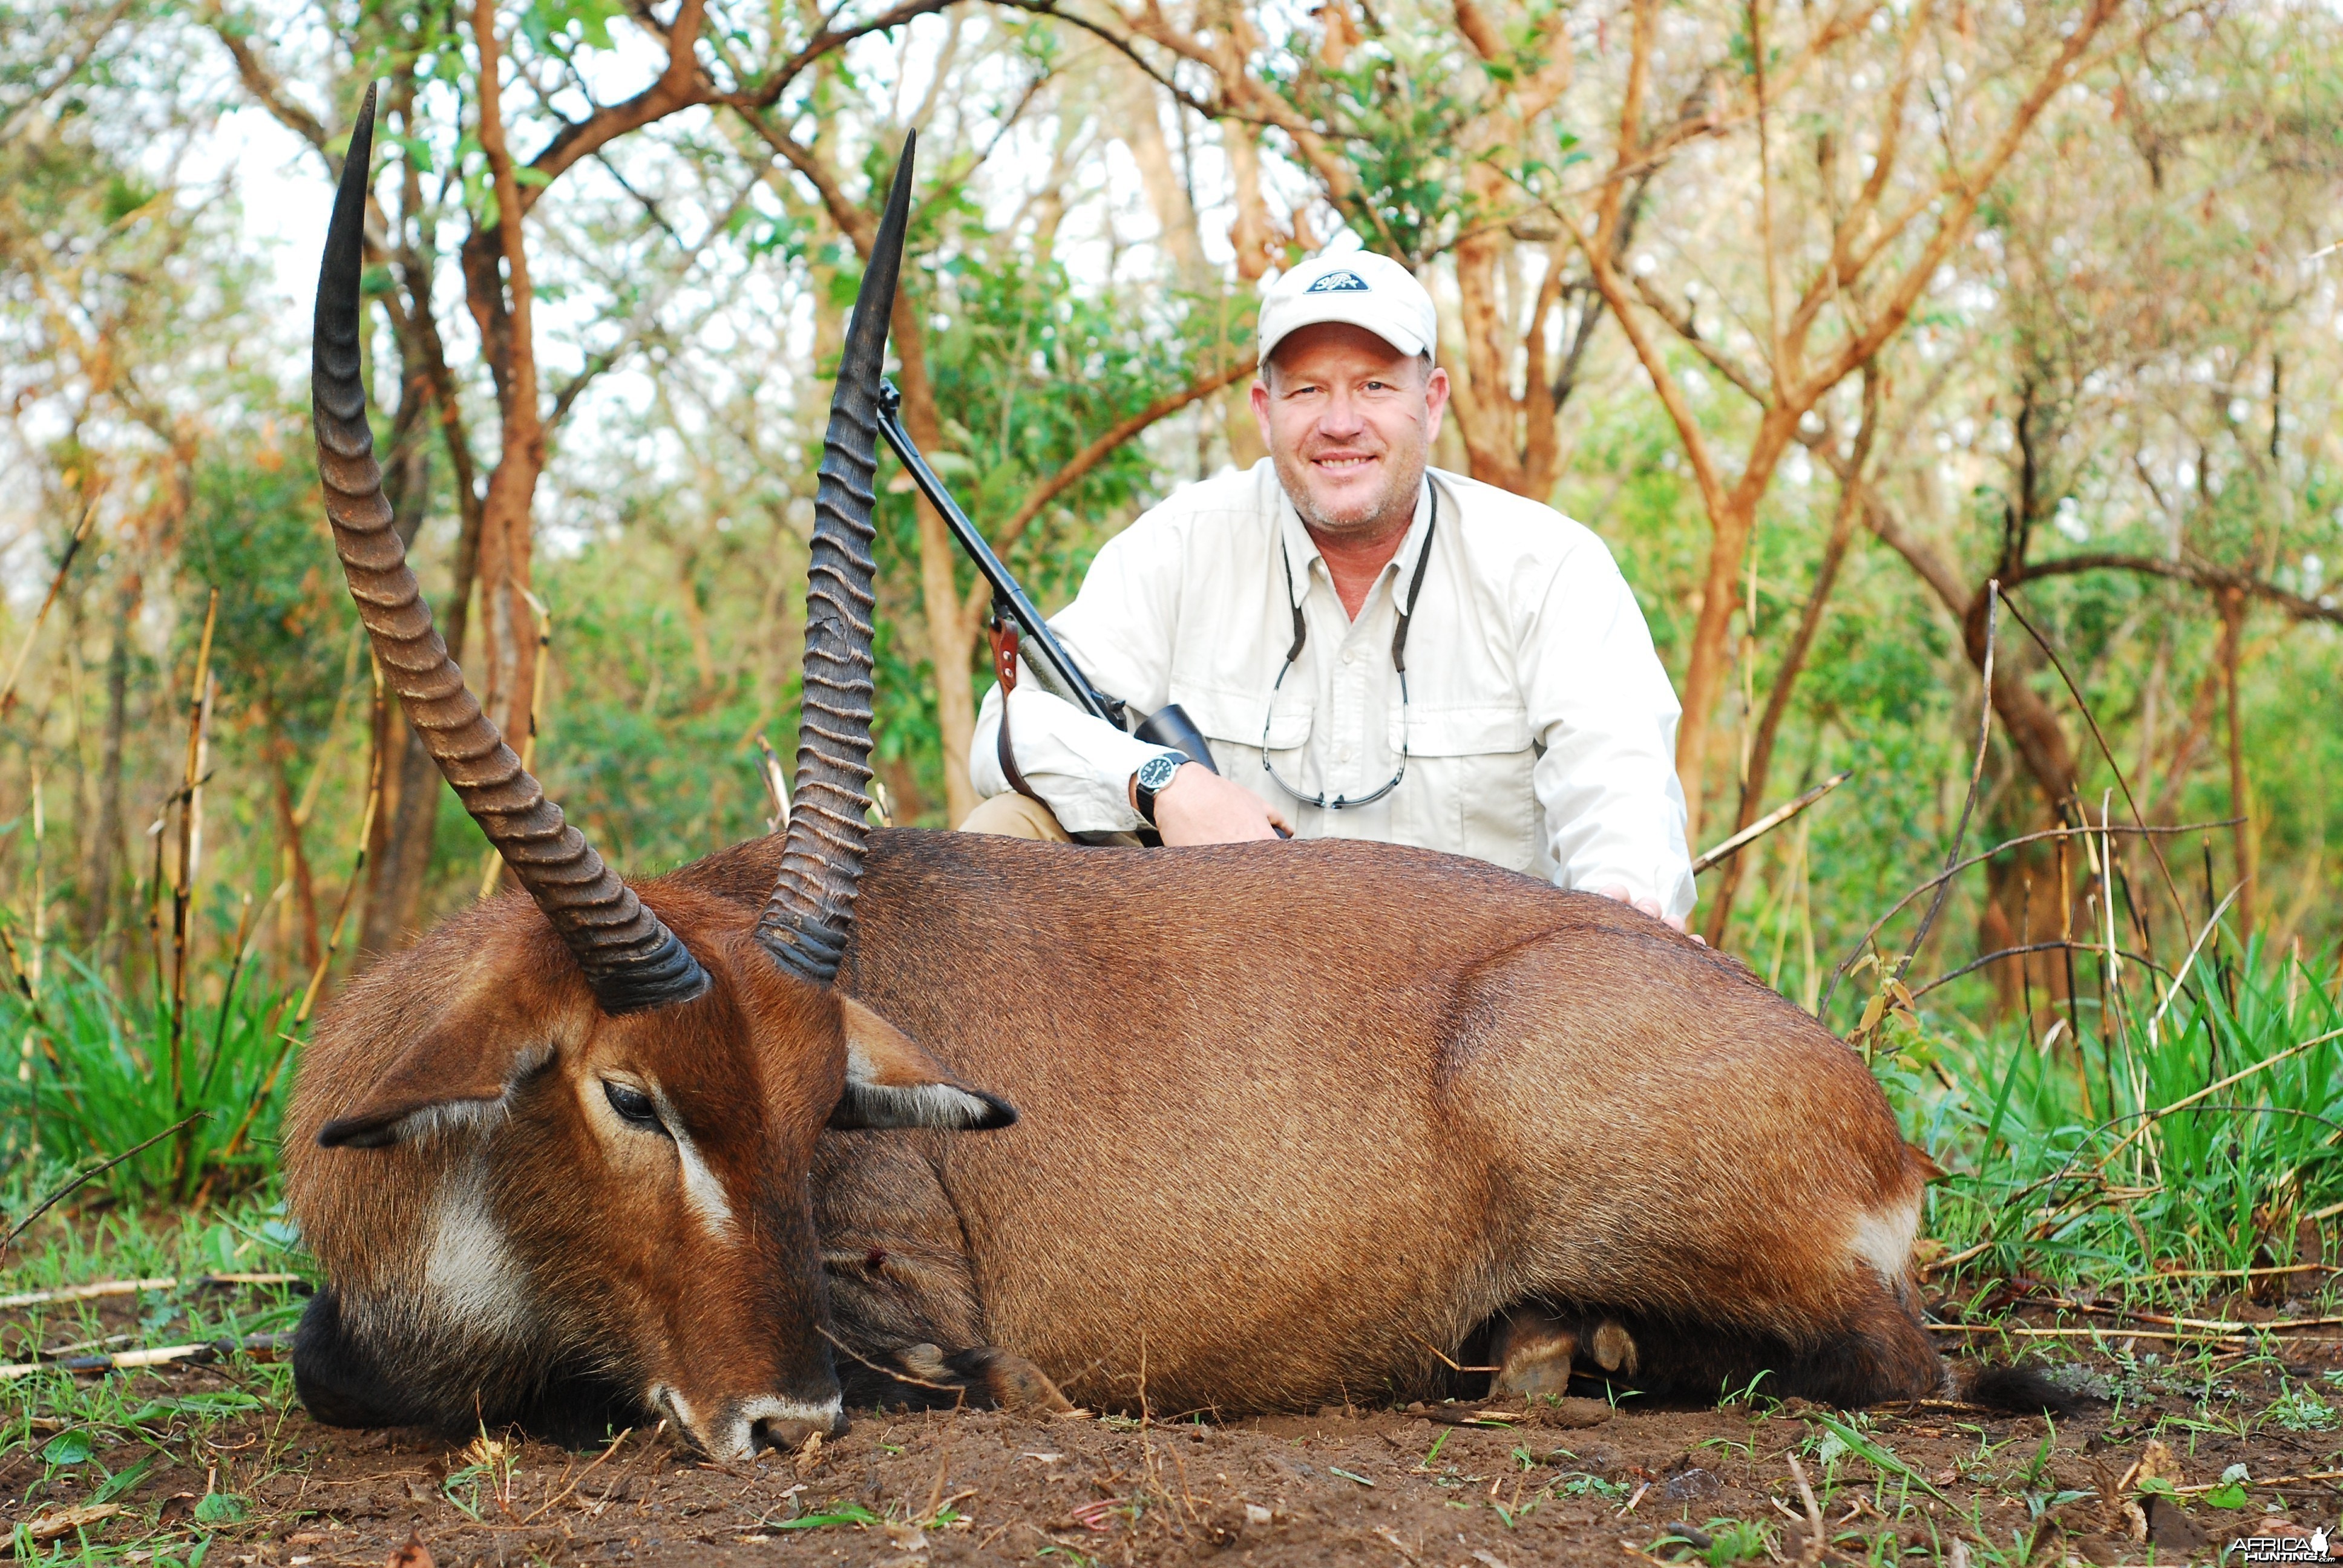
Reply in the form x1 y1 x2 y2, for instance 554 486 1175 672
602 1080 663 1132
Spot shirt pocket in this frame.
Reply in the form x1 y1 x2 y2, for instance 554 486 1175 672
1172 683 1312 774
1392 704 1538 869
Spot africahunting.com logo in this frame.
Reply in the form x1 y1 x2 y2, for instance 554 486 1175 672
2237 1524 2339 1563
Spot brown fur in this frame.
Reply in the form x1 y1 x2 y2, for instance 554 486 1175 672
286 828 1955 1450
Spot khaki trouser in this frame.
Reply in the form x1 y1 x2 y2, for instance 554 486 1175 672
958 792 1075 841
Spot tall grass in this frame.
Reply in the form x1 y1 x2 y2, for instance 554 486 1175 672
0 947 299 1206
1891 933 2343 1293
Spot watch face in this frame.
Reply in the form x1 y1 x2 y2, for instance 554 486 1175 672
1138 755 1181 792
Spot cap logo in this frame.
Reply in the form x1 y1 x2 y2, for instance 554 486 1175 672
1304 269 1371 293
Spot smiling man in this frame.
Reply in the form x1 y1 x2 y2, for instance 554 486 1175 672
963 250 1695 929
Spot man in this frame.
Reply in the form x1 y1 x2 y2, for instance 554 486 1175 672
961 250 1695 929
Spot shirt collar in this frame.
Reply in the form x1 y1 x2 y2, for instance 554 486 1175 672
1276 475 1438 612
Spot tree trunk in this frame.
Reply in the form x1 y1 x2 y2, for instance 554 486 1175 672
1702 486 1861 943
889 288 981 827
79 569 136 950
358 275 450 947
463 4 546 757
268 732 323 972
1703 381 1880 942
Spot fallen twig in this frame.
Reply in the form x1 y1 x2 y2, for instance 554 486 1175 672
0 1116 203 1260
0 1331 293 1380
0 1272 304 1310
2172 1469 2343 1496
1928 1322 2343 1345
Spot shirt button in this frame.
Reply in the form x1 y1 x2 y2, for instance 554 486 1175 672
1343 648 1360 665
1335 746 1354 763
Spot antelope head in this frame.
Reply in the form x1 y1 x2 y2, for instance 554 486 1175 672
284 96 1000 1462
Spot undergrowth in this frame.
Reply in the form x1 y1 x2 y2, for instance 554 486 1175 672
1887 931 2343 1296
0 949 300 1207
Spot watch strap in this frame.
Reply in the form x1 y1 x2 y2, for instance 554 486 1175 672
1133 753 1183 826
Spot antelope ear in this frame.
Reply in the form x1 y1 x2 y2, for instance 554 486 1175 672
315 969 560 1149
316 1019 552 1148
831 997 1017 1132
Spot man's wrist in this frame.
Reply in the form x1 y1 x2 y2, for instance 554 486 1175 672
1129 752 1190 826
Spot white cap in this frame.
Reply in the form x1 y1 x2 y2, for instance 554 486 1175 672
1257 251 1439 365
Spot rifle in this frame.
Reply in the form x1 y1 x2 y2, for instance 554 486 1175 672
874 378 1216 772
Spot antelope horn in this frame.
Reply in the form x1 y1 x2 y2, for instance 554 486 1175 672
312 84 707 1014
756 134 913 983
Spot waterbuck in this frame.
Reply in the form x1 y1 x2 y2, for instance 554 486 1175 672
288 96 2044 1463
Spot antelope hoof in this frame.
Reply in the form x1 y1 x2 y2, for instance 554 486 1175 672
1490 1312 1578 1399
957 1345 1075 1413
1589 1318 1640 1376
897 1342 1073 1413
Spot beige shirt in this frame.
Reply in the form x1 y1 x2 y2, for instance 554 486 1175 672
971 460 1696 921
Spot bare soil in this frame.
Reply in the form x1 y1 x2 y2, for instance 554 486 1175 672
7 1301 2343 1566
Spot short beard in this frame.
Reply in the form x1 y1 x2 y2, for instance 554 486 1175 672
1277 445 1427 539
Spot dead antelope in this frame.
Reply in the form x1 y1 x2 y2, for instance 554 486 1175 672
287 97 2053 1463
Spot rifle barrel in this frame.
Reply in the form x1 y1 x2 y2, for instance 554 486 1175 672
874 381 1119 726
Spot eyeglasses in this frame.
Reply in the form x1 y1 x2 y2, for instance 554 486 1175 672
1259 489 1438 812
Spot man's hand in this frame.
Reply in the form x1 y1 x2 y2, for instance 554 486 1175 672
1595 883 1692 937
1136 763 1289 846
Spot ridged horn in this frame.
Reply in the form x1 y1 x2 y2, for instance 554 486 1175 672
312 84 707 1015
756 135 914 983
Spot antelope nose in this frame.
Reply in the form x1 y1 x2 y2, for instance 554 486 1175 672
751 1412 834 1454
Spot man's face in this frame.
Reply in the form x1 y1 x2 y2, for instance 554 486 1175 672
1252 323 1450 540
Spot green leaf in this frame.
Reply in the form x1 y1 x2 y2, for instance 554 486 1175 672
194 1492 247 1524
42 1430 94 1466
93 1453 158 1503
775 1504 881 1530
513 167 554 188
2201 1481 2248 1509
1807 1411 1947 1502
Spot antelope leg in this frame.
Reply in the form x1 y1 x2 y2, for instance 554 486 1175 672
1489 1308 1579 1398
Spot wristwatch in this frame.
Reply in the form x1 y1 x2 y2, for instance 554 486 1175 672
1132 752 1186 826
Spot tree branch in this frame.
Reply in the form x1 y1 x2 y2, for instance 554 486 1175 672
2004 553 2343 625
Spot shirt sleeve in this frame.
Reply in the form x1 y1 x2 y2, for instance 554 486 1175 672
968 515 1185 833
1519 534 1697 923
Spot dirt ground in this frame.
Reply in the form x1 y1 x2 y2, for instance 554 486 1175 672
4 1275 2343 1556
8 1296 2343 1564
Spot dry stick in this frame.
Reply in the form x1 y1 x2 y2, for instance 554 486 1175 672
1691 771 1852 875
1911 939 2169 1003
753 731 790 832
1819 820 2236 1015
190 676 389 1208
1786 1452 1826 1568
0 500 97 717
1406 1330 1500 1374
1931 1322 2343 1347
2147 884 2238 1046
166 591 220 1192
1893 583 1997 991
2025 1295 2343 1336
0 1114 203 1261
1997 591 2189 928
521 1426 632 1524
